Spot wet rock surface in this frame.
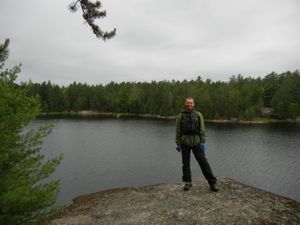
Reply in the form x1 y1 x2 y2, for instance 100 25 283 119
42 177 300 225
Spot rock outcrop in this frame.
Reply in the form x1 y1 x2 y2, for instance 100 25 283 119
42 177 300 225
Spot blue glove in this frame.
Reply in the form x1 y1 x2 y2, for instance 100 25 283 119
199 142 205 152
176 144 182 152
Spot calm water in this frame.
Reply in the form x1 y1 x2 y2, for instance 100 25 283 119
26 118 300 204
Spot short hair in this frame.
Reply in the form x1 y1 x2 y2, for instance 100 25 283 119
185 97 195 103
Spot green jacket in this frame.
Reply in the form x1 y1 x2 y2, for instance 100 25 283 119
175 109 206 147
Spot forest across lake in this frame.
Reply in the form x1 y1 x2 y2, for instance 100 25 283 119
23 71 300 123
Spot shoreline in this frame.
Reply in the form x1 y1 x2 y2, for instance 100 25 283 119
37 111 289 124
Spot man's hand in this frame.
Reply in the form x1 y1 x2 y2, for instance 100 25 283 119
199 142 205 152
176 144 182 152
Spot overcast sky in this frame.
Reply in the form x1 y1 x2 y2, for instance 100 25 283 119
1 0 299 85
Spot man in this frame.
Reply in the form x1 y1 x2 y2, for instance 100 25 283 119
176 97 219 192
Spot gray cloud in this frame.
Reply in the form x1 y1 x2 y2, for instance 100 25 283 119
1 0 299 85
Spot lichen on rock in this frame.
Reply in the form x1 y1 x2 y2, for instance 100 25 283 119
41 177 300 225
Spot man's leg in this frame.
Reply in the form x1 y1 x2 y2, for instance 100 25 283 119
181 144 192 183
192 145 217 186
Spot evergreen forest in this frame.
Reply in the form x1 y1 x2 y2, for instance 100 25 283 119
22 71 300 121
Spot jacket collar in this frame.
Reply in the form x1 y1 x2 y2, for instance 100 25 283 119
181 108 195 113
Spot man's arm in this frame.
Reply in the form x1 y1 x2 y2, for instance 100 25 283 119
198 112 206 143
175 113 182 144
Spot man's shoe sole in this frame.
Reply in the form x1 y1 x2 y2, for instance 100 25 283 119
183 184 192 191
209 183 219 192
210 186 219 192
210 188 219 192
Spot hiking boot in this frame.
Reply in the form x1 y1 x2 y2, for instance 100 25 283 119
183 182 192 191
209 183 219 192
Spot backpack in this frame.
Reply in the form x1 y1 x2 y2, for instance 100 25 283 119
180 111 200 135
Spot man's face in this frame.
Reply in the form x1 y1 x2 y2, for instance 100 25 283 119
185 99 195 111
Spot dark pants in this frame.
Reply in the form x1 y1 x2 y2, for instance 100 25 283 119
181 144 217 185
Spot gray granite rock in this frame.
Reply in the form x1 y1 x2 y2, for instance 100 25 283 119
41 177 300 225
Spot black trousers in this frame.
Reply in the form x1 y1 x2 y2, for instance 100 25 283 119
181 144 217 185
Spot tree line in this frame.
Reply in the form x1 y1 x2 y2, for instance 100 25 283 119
22 71 300 121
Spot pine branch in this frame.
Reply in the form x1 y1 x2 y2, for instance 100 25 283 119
0 38 10 63
69 0 116 40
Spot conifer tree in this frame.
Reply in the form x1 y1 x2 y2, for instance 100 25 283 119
0 39 63 225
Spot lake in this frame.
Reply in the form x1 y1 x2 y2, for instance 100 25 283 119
26 118 300 204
